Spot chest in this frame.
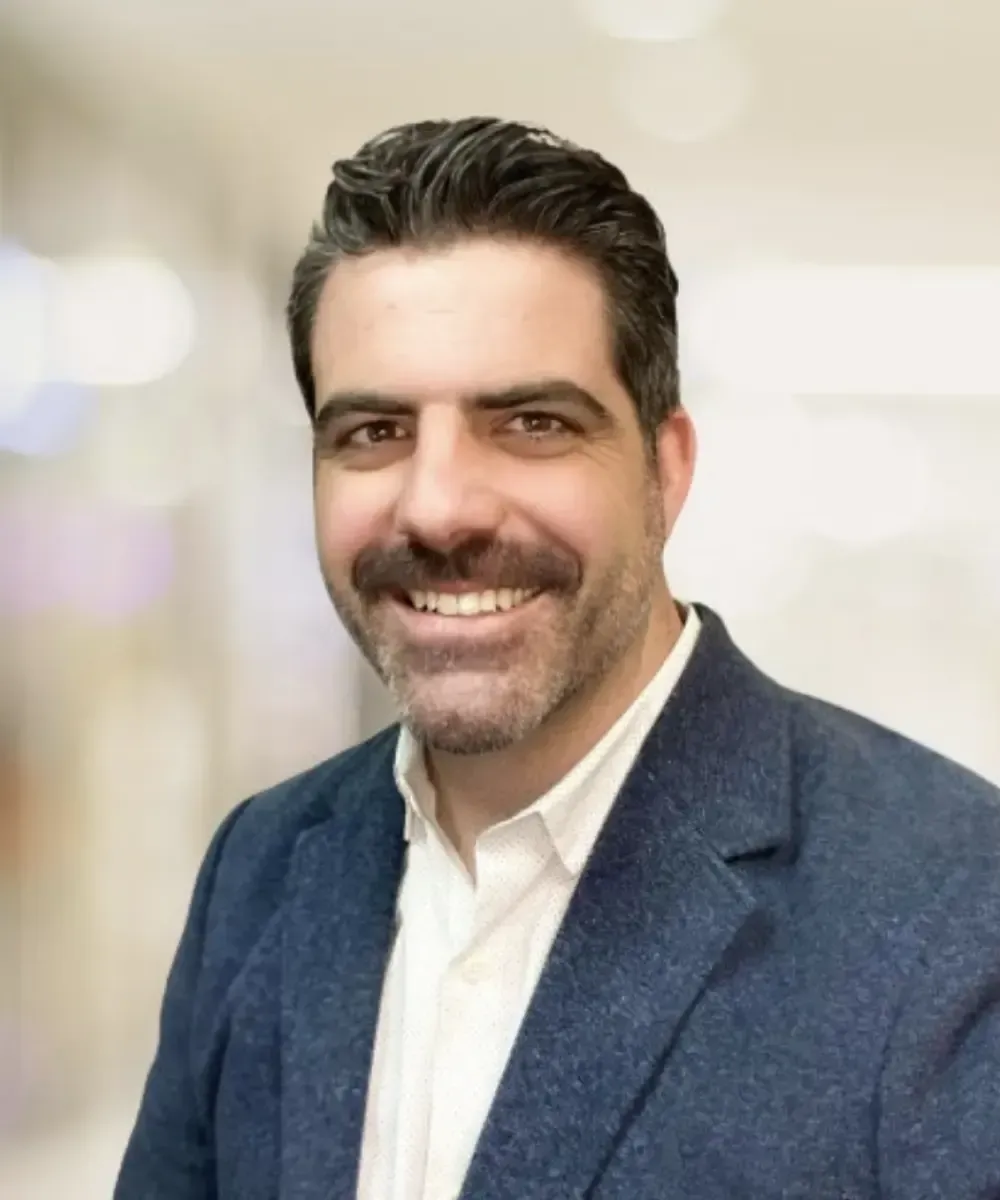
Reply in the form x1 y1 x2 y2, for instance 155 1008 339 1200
209 942 884 1200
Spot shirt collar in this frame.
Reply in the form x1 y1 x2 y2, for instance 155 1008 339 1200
393 603 702 874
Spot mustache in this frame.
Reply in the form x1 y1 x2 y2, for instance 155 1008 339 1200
352 538 581 597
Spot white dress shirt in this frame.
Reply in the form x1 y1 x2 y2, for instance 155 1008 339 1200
357 606 702 1200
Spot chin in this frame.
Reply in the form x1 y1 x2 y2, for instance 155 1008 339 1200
398 682 546 756
420 723 523 757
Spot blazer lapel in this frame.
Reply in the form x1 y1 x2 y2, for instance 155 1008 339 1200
461 607 793 1200
279 731 405 1200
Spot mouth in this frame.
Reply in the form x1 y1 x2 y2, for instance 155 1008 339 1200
382 585 545 640
400 586 541 617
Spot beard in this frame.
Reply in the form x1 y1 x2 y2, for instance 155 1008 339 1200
322 502 666 756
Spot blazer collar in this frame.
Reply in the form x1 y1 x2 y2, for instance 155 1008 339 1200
640 602 793 862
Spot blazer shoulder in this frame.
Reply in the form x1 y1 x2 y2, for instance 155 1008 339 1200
788 687 1000 885
226 723 399 851
198 725 400 953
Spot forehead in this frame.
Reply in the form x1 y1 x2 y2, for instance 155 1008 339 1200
310 238 619 401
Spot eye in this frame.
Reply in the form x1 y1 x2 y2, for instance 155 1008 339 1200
338 419 406 449
504 411 575 438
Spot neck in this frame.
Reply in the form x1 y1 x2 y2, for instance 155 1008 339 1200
426 590 685 866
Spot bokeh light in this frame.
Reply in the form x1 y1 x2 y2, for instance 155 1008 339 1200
0 382 93 457
52 254 197 388
0 244 196 412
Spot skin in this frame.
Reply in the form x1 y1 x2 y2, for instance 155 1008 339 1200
310 237 696 867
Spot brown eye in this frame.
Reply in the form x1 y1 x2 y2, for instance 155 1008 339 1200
505 412 574 438
331 417 410 451
338 420 406 449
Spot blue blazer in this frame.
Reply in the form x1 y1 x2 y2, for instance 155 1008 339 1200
116 606 1000 1198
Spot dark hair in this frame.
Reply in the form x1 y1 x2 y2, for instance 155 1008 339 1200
286 117 680 445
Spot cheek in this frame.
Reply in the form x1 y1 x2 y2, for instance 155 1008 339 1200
519 468 637 569
313 469 391 577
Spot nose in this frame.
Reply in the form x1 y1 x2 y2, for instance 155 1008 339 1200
394 413 505 552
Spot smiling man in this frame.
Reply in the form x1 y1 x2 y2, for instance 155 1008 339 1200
117 118 1000 1200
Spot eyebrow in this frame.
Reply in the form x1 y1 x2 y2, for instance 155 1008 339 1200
313 379 616 431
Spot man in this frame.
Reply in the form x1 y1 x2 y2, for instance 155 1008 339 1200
116 118 1000 1199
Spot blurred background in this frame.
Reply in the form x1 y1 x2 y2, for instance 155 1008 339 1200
0 0 998 1194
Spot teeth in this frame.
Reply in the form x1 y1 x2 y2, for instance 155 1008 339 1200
406 587 538 616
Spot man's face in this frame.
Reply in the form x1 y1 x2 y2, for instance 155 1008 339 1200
310 238 685 755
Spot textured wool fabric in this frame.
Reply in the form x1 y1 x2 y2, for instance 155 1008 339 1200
116 605 1000 1199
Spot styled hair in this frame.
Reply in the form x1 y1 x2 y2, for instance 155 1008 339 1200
286 117 680 445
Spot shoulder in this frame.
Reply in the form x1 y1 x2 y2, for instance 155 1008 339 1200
219 724 400 862
196 725 400 948
784 686 1000 907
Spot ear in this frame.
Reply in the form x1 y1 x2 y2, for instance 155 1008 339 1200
654 406 697 538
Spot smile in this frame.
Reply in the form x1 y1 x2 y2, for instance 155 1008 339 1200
384 587 546 643
404 587 540 617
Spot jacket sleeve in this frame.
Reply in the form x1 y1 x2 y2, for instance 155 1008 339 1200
876 862 1000 1198
114 800 250 1200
